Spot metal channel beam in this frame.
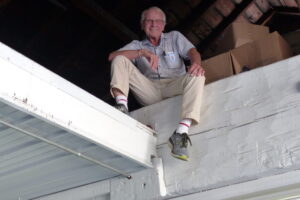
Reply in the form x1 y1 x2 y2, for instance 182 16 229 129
0 41 156 169
0 118 132 179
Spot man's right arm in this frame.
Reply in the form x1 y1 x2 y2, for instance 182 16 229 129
108 49 159 71
108 50 140 62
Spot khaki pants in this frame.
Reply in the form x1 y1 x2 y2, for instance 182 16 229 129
110 55 205 124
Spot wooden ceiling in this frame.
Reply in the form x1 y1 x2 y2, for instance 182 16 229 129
0 0 299 110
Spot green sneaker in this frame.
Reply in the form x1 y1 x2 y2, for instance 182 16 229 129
168 131 192 161
114 103 129 115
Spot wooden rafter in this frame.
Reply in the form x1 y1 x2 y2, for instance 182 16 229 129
257 9 276 25
179 0 218 33
297 0 300 10
256 6 300 25
197 0 253 52
69 0 138 42
0 0 12 6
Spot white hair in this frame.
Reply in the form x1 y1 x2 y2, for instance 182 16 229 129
140 6 166 25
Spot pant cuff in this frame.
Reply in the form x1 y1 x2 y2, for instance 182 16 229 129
182 113 200 125
110 84 128 98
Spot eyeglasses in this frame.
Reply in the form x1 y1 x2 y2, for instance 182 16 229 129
144 19 165 24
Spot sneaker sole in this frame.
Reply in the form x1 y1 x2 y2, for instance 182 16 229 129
168 140 189 161
171 153 189 161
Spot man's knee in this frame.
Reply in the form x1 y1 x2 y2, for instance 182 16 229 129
184 74 206 86
111 55 134 73
111 55 129 65
196 75 205 84
112 55 127 61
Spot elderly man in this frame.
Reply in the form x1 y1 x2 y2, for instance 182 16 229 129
108 6 205 161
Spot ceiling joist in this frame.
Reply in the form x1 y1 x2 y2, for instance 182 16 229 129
180 0 218 33
0 0 12 7
197 0 253 52
69 0 138 42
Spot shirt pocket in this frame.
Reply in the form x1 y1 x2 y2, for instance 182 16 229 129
164 51 181 69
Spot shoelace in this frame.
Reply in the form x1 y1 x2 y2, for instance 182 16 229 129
180 133 192 147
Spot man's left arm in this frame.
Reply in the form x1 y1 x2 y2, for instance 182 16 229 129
187 48 205 77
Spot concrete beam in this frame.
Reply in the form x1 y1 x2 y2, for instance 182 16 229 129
130 55 300 199
170 169 300 200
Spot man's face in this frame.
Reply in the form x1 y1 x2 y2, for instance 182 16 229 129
141 9 165 39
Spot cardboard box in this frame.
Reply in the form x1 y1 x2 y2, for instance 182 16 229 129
213 22 269 55
202 52 234 84
231 31 294 73
283 30 300 55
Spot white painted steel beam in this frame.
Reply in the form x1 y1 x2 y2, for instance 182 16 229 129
0 42 157 169
0 118 132 178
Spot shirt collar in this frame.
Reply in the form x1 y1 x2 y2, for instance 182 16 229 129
141 33 167 47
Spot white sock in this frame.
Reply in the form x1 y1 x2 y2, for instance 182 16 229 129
115 95 128 109
176 119 192 134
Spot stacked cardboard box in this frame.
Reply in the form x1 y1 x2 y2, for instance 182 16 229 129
231 31 294 73
202 52 233 84
202 22 294 84
283 30 300 55
213 22 270 55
